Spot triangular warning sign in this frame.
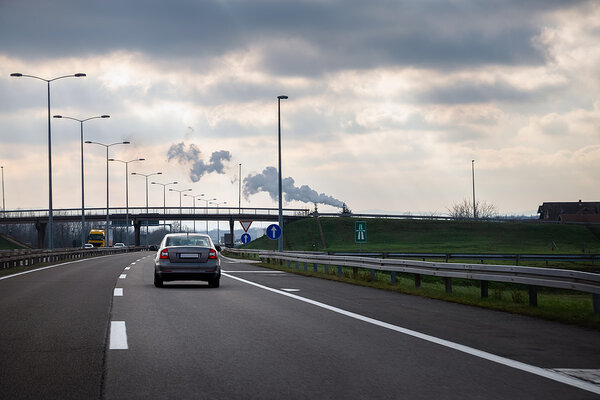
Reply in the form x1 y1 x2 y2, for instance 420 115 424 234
240 220 253 232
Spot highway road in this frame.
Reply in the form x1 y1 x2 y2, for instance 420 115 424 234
0 252 599 399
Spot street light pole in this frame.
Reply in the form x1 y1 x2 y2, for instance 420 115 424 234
131 172 162 246
472 160 476 219
109 158 145 246
238 163 242 214
170 188 192 232
54 114 110 247
184 193 204 233
200 197 216 234
1 166 5 213
277 95 288 252
11 72 86 249
210 201 227 244
151 180 178 232
85 140 130 245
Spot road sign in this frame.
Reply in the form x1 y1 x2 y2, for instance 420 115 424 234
355 221 367 243
240 220 253 232
266 224 282 240
240 233 251 244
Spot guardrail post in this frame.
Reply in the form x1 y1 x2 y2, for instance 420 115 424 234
313 263 318 272
324 264 329 274
304 262 307 271
528 286 538 307
593 294 600 314
286 260 290 268
391 271 397 284
415 274 421 288
370 269 376 281
481 281 488 298
444 277 452 294
295 261 299 269
337 266 342 277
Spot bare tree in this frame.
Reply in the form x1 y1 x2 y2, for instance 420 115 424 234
448 199 498 219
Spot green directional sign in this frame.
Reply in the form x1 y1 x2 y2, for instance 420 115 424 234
355 221 367 243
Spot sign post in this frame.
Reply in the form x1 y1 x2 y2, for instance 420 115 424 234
355 221 367 252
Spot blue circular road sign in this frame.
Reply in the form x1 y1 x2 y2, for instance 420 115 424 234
241 233 251 244
266 224 282 240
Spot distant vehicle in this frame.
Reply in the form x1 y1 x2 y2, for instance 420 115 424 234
88 228 113 247
113 243 126 248
154 233 221 288
83 243 94 249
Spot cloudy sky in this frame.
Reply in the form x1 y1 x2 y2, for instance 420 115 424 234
1 0 599 218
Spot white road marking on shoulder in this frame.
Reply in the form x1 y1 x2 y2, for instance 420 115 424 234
119 274 127 279
109 321 128 350
0 255 114 281
222 272 600 395
553 369 600 385
281 288 300 292
222 270 285 274
124 266 131 271
114 288 123 296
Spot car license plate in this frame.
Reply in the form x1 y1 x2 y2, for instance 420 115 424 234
179 253 199 259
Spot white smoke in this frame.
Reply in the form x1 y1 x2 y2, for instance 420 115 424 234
244 166 345 208
167 142 231 182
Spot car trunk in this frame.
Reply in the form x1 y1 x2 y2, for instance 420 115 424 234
167 246 210 263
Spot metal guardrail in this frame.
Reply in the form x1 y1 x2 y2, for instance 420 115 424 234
226 249 600 313
0 247 146 270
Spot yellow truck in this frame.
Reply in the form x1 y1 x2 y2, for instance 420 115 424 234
88 229 112 247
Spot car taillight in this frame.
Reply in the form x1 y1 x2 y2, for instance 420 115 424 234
160 249 169 259
208 249 218 259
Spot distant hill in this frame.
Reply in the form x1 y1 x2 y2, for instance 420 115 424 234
241 217 600 254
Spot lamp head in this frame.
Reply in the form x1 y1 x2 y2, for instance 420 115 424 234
10 73 23 77
74 73 86 77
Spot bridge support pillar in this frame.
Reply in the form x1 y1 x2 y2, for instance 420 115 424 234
134 220 142 247
35 221 47 249
229 217 234 247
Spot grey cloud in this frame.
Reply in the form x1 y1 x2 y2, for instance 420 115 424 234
244 166 345 208
0 0 588 76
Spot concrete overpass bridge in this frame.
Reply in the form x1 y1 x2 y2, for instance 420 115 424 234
0 206 311 248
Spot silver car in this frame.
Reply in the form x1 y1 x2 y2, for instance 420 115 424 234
154 233 221 288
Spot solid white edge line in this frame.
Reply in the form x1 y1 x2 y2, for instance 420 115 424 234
109 321 128 350
222 272 600 395
114 288 123 296
0 254 116 281
221 270 286 274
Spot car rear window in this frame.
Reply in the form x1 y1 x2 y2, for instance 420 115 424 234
166 236 210 247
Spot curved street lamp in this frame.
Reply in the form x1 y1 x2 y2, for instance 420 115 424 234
85 140 130 244
151 180 178 232
169 188 192 232
109 158 145 246
210 200 227 244
54 114 110 247
11 72 86 248
184 193 205 233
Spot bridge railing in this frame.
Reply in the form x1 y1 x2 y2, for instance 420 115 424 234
0 207 311 219
225 248 600 313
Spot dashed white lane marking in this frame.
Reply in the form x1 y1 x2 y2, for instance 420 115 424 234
222 272 600 395
124 266 131 271
281 288 300 292
119 274 127 279
114 288 123 297
109 321 128 350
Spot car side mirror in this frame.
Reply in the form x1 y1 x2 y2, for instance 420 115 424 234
215 245 222 252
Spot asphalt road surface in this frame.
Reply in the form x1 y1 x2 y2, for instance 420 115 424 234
0 252 599 399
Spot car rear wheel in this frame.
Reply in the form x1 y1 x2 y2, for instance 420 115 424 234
154 273 164 288
208 277 220 288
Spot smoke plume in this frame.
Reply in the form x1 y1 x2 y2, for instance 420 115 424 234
244 166 345 208
167 142 232 182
